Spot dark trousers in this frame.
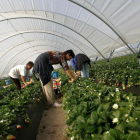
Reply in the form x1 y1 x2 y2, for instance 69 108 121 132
10 77 21 90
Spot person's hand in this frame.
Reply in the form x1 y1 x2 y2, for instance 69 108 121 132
68 77 77 83
27 82 31 85
24 82 28 86
21 84 25 88
30 78 34 83
68 79 75 83
76 71 81 77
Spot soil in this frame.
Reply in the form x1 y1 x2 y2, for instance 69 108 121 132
36 97 69 140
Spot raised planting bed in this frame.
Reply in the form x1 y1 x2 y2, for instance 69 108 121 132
0 82 47 140
62 78 140 140
11 93 47 140
124 85 140 97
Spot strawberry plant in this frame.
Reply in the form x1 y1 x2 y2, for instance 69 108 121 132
0 82 42 140
89 55 140 88
62 78 140 140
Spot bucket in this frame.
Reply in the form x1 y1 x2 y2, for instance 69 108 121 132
52 71 58 78
5 79 11 85
25 75 30 81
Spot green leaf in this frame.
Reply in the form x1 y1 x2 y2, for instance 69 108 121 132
102 103 110 111
77 123 86 130
109 129 124 140
66 118 74 125
127 133 140 140
76 116 85 124
119 102 129 107
84 134 93 140
97 104 103 115
128 130 139 134
91 111 98 124
98 126 102 134
101 134 115 140
115 121 126 134
127 121 140 132
100 111 108 121
133 111 140 123
135 107 140 111
77 105 82 114
123 134 129 140
112 110 120 118
97 118 104 125
94 99 100 106
85 124 96 133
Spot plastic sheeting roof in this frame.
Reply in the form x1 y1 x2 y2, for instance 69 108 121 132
0 0 140 78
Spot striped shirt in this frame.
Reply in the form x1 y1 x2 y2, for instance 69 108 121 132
47 51 69 71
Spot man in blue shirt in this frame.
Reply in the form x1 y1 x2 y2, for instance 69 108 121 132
70 54 91 78
70 54 77 73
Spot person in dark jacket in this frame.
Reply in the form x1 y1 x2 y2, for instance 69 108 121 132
33 50 76 107
70 53 91 78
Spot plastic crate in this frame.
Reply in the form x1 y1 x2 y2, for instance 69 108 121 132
52 71 58 78
5 79 11 85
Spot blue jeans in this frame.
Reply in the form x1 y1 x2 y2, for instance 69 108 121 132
81 63 89 78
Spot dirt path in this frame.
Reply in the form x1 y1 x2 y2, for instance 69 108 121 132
36 99 69 140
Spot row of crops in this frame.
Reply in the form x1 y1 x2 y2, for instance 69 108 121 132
0 83 42 140
89 55 140 89
62 78 140 140
1 54 140 140
58 54 140 140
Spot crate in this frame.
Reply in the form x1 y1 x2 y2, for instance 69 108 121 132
5 79 11 85
52 71 58 78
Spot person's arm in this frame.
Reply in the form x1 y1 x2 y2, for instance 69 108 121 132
28 76 31 80
60 55 76 82
27 70 34 83
28 76 34 83
65 69 76 82
28 76 33 82
71 59 75 70
76 71 81 76
21 76 28 86
20 66 28 86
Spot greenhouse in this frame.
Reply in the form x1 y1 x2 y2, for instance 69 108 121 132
1 0 140 140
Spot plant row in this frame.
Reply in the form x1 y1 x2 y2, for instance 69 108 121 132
0 83 42 140
62 78 140 140
89 55 140 89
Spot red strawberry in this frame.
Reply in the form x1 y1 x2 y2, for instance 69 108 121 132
57 81 60 86
7 134 16 140
16 125 22 129
25 119 30 124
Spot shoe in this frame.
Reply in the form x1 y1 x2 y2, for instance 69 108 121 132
53 102 62 108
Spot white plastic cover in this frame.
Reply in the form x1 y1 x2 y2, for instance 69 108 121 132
0 0 140 78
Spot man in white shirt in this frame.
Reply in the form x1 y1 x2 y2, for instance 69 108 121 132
9 61 34 90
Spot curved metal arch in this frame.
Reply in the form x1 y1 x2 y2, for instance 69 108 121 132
0 16 106 59
0 31 85 76
20 52 41 65
0 30 85 54
0 11 124 47
15 52 41 69
0 39 79 59
0 44 66 77
13 51 42 68
1 51 39 77
14 45 66 67
68 0 136 54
